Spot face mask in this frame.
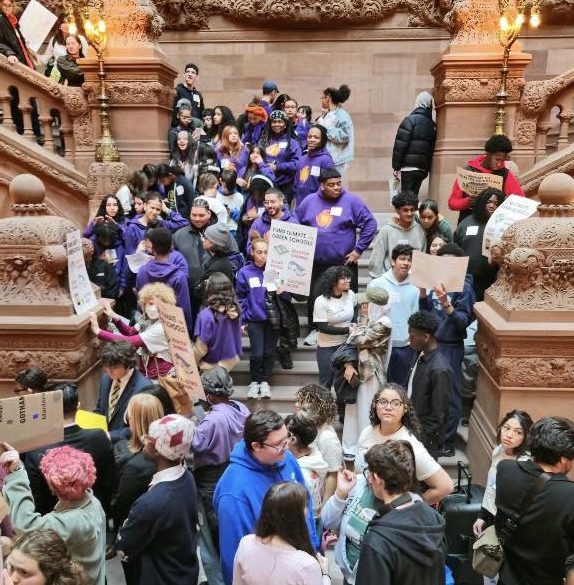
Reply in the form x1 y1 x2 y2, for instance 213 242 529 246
146 305 159 320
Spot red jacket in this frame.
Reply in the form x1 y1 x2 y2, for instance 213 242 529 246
449 154 524 212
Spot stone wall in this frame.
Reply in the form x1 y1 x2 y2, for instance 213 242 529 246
160 17 574 213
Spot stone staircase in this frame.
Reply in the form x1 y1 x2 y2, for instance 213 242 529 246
230 215 468 475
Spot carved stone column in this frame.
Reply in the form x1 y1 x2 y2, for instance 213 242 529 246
469 172 574 482
0 174 104 405
429 0 532 221
80 0 177 170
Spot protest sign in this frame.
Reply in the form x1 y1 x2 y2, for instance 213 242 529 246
263 220 317 296
18 0 58 52
156 300 205 401
410 250 469 293
125 251 152 273
482 195 539 259
457 167 503 196
76 409 107 432
0 391 63 452
67 230 98 315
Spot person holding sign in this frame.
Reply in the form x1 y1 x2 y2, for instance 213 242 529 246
0 0 34 67
448 135 524 224
37 12 88 64
453 187 505 302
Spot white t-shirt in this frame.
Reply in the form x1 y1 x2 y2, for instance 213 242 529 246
313 290 356 347
138 321 172 363
354 424 440 481
216 192 244 231
194 195 228 225
315 424 344 472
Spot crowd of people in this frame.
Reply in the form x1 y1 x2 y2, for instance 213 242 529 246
1 23 573 585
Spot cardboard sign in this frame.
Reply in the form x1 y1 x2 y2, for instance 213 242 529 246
18 0 58 52
67 230 98 315
263 220 318 296
156 301 205 401
0 391 63 452
482 195 539 259
457 167 503 196
410 250 469 293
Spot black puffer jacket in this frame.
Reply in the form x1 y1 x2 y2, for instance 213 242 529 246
0 12 28 64
392 107 436 172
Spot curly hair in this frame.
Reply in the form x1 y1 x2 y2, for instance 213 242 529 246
408 310 439 335
11 529 89 585
138 282 176 308
95 194 125 223
295 383 337 426
15 367 48 392
368 383 423 440
317 265 353 299
473 187 505 223
39 446 96 500
365 440 418 495
484 134 513 154
203 272 241 318
392 190 419 210
98 341 137 369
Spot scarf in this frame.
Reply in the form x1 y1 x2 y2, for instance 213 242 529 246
5 12 34 68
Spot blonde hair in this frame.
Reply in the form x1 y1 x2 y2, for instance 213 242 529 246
127 394 165 452
138 282 176 307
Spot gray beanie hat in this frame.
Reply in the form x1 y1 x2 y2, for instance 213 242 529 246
201 367 234 397
357 282 389 306
204 223 232 250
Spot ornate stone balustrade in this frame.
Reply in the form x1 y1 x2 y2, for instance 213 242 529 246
0 57 95 173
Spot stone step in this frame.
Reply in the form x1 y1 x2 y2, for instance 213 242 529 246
240 336 317 360
232 360 320 387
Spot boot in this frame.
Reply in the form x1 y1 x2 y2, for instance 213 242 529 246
277 349 294 369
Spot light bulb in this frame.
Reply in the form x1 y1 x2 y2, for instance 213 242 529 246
69 21 77 35
515 13 525 26
499 15 509 31
98 20 106 33
530 12 541 27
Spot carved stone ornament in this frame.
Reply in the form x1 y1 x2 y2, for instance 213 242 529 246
488 173 574 312
83 81 173 108
0 174 91 313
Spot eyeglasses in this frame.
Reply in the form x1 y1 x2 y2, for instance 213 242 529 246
376 398 404 410
263 433 295 452
362 468 370 481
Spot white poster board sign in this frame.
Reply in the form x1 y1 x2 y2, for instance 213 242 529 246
457 167 503 196
482 195 539 259
67 230 98 315
18 0 58 52
263 220 317 296
410 250 469 293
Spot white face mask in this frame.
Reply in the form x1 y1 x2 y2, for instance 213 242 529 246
146 305 160 320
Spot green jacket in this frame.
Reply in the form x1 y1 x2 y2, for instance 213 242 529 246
4 467 106 585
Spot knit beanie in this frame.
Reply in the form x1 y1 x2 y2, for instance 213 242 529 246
204 223 232 249
148 414 195 461
201 367 234 397
270 110 288 122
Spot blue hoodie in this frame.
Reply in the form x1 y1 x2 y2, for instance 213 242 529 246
213 440 319 585
296 188 377 265
293 147 335 207
135 258 193 331
84 221 127 289
419 273 475 344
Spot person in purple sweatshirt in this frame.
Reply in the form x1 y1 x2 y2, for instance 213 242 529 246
242 102 268 145
124 191 188 255
216 126 250 185
297 167 377 336
135 227 193 332
192 366 249 584
294 124 335 209
246 188 298 257
258 110 301 205
236 236 289 400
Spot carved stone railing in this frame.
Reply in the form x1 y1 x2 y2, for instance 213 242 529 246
0 56 95 173
514 69 574 195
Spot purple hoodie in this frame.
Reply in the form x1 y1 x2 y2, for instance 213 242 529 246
296 188 377 265
83 221 127 288
235 262 291 323
216 146 250 179
191 401 250 468
293 147 335 207
262 134 301 187
135 258 193 331
242 121 265 145
124 212 189 255
246 207 298 257
295 119 309 152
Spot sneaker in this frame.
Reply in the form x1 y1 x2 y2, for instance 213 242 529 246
247 382 260 399
439 446 455 458
303 329 318 346
259 381 271 398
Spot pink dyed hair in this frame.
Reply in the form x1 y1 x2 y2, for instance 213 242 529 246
39 446 96 500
